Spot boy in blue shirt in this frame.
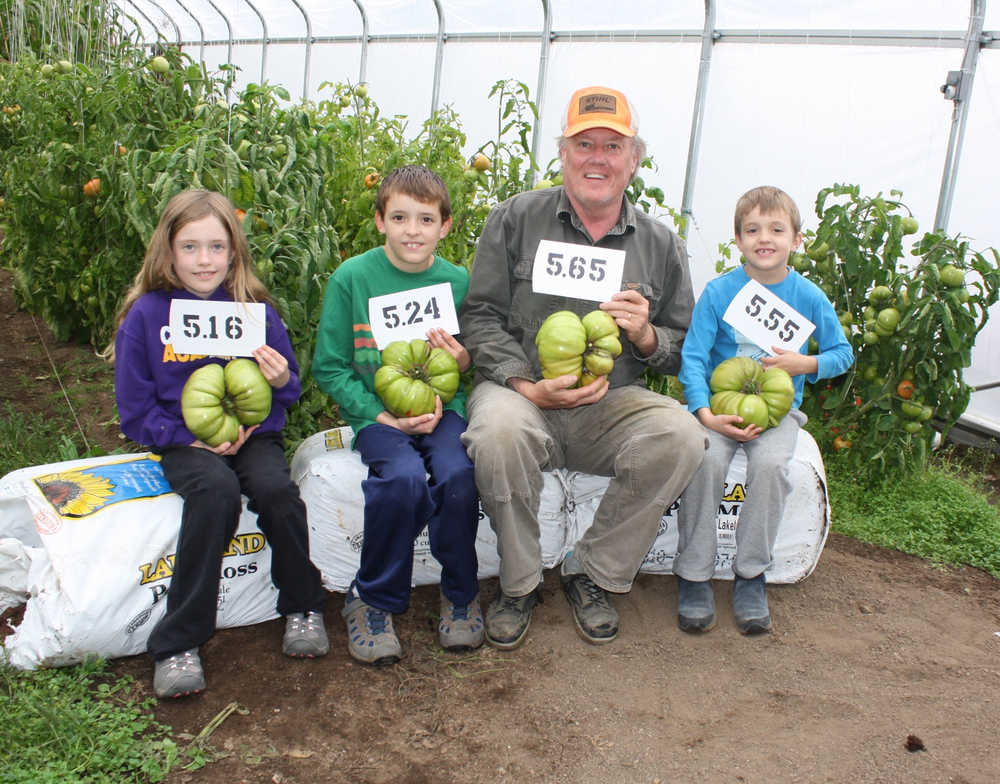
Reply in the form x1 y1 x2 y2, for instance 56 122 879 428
676 186 853 634
312 166 483 664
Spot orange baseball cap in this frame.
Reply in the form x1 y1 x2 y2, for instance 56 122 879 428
561 86 638 138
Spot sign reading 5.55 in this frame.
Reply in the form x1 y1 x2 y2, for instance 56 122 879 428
168 300 266 357
722 279 814 355
368 282 459 349
531 240 624 302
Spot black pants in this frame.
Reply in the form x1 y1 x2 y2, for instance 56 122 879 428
146 432 327 660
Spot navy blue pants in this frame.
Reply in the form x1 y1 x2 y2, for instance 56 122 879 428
147 432 327 660
353 410 480 614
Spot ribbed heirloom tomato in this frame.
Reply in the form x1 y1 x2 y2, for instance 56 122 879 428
374 339 459 418
708 356 795 431
181 359 273 447
535 310 622 386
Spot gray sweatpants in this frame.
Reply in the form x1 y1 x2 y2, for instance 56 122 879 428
673 409 807 582
461 381 707 597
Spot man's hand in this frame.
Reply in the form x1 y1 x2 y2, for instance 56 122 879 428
696 408 761 442
376 395 443 435
510 374 608 410
600 290 656 356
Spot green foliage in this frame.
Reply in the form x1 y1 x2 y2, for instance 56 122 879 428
825 447 1000 578
794 184 1000 481
0 659 180 782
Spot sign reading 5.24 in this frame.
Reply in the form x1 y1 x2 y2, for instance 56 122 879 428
368 282 459 349
722 279 815 355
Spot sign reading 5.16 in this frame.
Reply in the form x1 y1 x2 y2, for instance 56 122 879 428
722 279 814 355
167 300 266 357
368 282 459 349
531 240 624 302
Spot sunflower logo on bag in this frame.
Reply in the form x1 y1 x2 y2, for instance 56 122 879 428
34 470 114 518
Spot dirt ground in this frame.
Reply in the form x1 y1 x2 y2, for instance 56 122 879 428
2 267 999 784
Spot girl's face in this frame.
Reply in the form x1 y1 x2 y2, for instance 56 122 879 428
171 214 232 298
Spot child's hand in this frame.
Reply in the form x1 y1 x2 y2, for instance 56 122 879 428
697 408 762 442
191 424 260 455
426 328 471 372
253 345 290 388
762 347 816 378
376 396 443 435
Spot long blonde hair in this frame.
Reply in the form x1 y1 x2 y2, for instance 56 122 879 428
105 190 271 359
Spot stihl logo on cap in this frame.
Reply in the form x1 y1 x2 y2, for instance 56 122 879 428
579 93 618 115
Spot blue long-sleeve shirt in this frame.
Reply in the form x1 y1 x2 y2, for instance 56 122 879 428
678 266 854 413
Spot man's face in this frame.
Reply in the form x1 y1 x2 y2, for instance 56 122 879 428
559 128 638 216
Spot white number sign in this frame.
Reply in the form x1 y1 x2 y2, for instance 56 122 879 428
368 282 459 349
168 300 266 357
722 279 814 355
531 240 624 303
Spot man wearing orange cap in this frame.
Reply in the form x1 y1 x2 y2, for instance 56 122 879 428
459 86 706 650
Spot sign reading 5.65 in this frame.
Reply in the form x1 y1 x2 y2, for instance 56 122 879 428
531 240 624 302
368 282 459 349
722 279 814 355
168 299 266 357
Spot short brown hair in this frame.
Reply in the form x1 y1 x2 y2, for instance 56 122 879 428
375 165 451 221
734 186 802 237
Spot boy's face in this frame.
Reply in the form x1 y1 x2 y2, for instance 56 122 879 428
735 206 802 285
374 192 451 273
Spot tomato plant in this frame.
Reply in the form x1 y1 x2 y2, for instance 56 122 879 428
796 183 1000 481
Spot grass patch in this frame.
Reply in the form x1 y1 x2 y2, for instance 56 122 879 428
0 402 90 477
0 659 180 783
826 449 1000 578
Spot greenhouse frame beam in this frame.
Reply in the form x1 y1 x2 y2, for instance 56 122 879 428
287 0 312 100
935 0 985 233
201 0 233 69
137 0 181 45
241 0 268 84
352 0 369 84
529 0 553 183
170 0 205 64
174 29 997 50
122 0 164 45
430 0 444 117
679 0 716 241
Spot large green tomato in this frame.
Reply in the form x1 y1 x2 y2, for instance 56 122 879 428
709 356 794 431
536 311 587 380
536 310 622 386
181 358 272 447
374 339 460 418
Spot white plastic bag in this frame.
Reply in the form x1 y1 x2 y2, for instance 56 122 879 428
0 453 278 669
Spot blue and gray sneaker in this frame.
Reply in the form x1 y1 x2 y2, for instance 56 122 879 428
439 592 485 652
342 593 402 665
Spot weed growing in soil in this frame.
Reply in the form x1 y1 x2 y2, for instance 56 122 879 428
826 448 1000 577
0 659 180 782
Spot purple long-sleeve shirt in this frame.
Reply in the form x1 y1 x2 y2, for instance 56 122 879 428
113 287 300 449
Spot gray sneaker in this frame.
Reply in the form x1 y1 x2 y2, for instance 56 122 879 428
485 587 541 650
153 648 205 699
342 593 402 665
439 592 485 652
677 577 717 634
732 573 771 635
283 611 330 658
561 573 618 644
